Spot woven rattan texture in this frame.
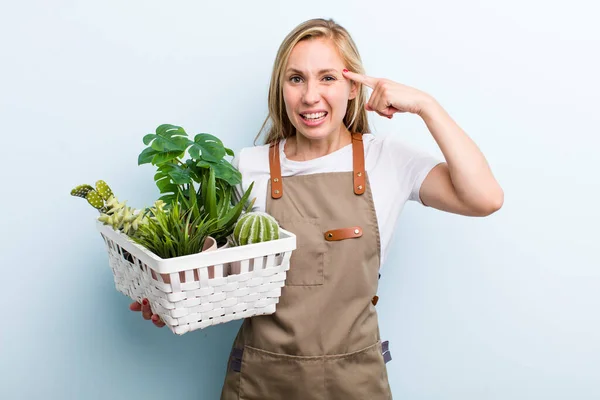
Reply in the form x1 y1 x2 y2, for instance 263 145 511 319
102 235 292 335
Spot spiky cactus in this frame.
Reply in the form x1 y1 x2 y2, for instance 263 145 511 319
232 212 279 246
70 180 146 236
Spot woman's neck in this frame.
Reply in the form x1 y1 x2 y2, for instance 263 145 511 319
284 128 352 161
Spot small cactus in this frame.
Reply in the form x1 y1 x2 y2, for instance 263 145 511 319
70 184 95 198
233 211 279 246
95 180 113 200
71 180 146 236
86 191 105 210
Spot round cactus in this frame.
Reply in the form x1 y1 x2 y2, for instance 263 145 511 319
233 212 279 246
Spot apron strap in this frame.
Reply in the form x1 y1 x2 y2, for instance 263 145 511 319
351 133 365 195
269 133 366 199
269 142 283 199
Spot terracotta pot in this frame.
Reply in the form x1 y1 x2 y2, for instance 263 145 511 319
217 239 233 277
154 236 218 284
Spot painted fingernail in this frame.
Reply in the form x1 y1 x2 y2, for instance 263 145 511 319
142 299 148 306
343 69 348 73
151 315 159 322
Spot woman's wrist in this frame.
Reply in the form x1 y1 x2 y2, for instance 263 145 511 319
417 95 441 119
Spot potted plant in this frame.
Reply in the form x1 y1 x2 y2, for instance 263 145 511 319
132 196 220 282
71 124 297 335
138 124 255 247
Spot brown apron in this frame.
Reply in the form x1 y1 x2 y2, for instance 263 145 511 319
221 133 392 400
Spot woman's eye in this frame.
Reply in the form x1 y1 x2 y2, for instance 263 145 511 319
290 76 302 83
323 76 336 82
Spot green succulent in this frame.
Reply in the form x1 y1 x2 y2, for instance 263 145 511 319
71 180 146 236
70 180 116 212
131 198 218 259
71 184 95 198
98 204 147 236
233 211 280 246
95 180 113 200
86 191 105 210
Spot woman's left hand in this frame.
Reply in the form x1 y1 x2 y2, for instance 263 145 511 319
342 69 434 119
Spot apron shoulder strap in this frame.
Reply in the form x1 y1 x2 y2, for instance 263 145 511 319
269 142 283 199
269 133 366 198
351 133 366 195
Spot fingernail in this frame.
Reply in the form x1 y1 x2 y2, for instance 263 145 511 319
343 68 348 73
151 315 158 322
142 299 148 306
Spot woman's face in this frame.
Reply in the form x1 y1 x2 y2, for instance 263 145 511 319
282 38 357 141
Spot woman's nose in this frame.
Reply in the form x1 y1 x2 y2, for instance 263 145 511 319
302 81 320 104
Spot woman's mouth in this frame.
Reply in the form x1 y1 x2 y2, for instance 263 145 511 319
299 111 328 126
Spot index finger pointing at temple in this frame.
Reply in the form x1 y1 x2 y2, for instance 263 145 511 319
342 70 378 88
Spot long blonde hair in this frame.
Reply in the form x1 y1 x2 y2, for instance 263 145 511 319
256 18 370 145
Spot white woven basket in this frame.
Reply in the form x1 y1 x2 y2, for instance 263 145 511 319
96 221 296 335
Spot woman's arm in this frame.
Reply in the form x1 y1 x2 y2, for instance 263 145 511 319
417 98 504 216
342 69 504 217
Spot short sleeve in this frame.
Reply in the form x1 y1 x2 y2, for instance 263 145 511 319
406 147 443 205
231 153 244 204
375 135 441 205
230 146 267 212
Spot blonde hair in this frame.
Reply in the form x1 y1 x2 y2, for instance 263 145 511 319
256 18 370 145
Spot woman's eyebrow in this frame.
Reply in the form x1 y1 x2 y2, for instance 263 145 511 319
285 68 338 75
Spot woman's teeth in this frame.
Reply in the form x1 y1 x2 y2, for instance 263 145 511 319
301 112 327 120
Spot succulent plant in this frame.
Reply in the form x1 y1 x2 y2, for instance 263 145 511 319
71 183 105 211
232 212 279 246
97 204 147 236
71 180 146 236
132 199 217 259
95 180 113 200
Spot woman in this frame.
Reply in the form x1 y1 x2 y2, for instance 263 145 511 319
131 18 503 399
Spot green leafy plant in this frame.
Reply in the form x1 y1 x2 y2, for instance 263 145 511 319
131 197 218 259
138 124 255 245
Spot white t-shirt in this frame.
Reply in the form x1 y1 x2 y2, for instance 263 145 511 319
233 133 442 267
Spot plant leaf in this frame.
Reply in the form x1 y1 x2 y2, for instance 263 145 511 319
140 124 192 167
217 182 254 230
188 182 199 220
166 166 191 185
138 147 158 165
151 151 186 166
188 133 226 163
196 159 241 186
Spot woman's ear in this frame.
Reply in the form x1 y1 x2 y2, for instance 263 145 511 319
349 81 358 100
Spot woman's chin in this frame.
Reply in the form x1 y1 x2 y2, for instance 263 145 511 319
293 119 343 141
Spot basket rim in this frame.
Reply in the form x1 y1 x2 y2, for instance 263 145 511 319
96 220 296 274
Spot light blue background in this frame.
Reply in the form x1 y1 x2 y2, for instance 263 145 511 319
1 1 598 399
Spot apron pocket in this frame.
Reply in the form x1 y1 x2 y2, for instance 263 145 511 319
280 218 325 286
324 341 392 400
239 345 323 400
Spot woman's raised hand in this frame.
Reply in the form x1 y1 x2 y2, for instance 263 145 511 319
342 69 434 119
129 298 165 328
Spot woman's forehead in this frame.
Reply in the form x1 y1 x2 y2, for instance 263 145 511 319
286 38 344 72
